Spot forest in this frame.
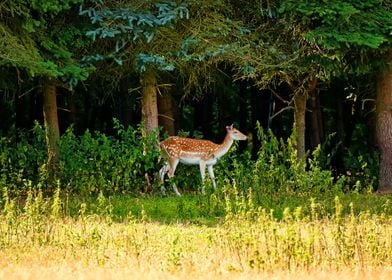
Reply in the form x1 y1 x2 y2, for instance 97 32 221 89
0 0 391 279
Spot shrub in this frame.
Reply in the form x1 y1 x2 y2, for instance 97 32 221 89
0 123 47 193
60 120 160 194
215 125 346 206
0 120 160 195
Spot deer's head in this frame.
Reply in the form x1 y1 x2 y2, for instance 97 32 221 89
226 124 247 141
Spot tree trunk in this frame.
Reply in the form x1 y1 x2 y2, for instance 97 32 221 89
120 79 134 127
376 53 392 194
42 77 60 185
335 83 346 172
307 79 323 150
294 92 307 160
158 90 176 136
140 69 159 134
140 69 159 193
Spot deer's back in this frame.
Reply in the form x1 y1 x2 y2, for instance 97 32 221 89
160 136 218 159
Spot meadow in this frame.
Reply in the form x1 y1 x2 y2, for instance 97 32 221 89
0 188 391 279
0 125 391 279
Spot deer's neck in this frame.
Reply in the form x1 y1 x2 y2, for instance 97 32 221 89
215 134 234 158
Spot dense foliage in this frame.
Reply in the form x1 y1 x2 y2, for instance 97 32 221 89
0 120 160 194
0 120 377 197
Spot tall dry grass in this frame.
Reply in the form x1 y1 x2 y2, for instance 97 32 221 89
0 190 391 279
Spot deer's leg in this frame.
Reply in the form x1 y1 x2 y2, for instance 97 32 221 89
159 163 170 194
168 158 181 196
159 163 170 181
199 160 207 194
207 165 216 191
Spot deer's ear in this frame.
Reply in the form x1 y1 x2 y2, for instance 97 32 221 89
226 124 233 131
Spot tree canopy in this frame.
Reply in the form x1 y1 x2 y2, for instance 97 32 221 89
0 0 89 85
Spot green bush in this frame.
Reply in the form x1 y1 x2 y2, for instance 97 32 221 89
60 120 160 194
0 120 160 195
215 125 346 207
0 120 377 197
0 123 47 193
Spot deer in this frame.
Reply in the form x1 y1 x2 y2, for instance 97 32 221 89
159 125 247 195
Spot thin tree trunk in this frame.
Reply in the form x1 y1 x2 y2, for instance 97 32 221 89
376 52 392 194
140 68 159 134
140 69 159 193
294 78 318 160
68 92 76 128
294 92 307 160
158 90 175 136
120 79 134 126
308 79 323 150
42 77 60 185
335 84 346 172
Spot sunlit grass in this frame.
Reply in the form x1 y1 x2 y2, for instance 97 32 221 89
0 189 391 279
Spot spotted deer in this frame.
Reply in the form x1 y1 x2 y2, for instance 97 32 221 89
159 125 247 195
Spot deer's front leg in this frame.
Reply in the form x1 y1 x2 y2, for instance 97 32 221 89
199 160 207 194
207 165 216 191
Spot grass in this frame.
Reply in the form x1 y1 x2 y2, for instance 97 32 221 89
0 189 391 279
65 191 391 224
1 266 391 280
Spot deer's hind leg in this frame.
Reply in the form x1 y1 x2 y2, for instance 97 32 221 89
168 158 181 196
159 163 170 194
159 163 170 181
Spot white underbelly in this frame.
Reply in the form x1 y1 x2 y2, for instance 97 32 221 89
179 158 200 165
179 157 217 165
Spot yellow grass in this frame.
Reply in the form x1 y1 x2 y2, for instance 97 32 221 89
0 216 391 280
0 192 391 280
1 262 391 280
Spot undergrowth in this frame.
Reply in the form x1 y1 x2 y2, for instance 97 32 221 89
0 120 160 195
0 120 378 196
